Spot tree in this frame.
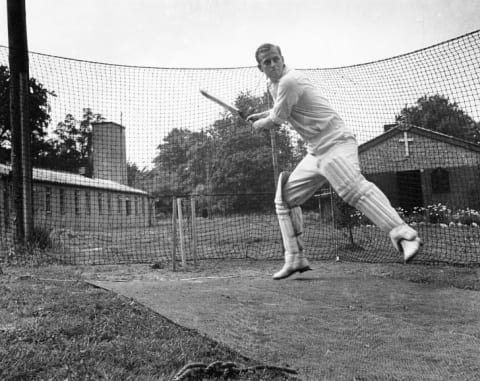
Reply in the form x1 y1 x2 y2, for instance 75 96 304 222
0 65 55 164
208 92 293 193
396 94 480 144
127 161 150 187
196 92 295 211
152 127 198 195
127 162 141 187
153 128 192 170
151 91 297 212
40 108 105 173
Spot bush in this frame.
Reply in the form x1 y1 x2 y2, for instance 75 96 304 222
451 208 480 225
397 203 480 226
328 198 480 228
425 203 451 224
29 226 54 250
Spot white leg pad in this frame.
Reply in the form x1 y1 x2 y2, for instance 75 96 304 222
290 206 304 251
273 172 311 279
322 156 404 233
275 172 304 255
275 210 311 279
322 156 421 261
277 213 301 256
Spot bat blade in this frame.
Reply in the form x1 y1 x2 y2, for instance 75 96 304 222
200 89 245 119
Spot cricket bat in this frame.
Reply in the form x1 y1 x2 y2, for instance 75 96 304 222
200 89 246 120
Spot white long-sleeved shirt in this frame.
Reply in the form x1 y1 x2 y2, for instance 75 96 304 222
268 66 355 155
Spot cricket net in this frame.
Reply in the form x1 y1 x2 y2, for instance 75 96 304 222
1 30 479 266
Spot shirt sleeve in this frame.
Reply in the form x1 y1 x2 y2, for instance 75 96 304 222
269 76 303 125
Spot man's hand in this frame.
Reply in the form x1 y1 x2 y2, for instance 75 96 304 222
252 117 276 130
246 111 270 123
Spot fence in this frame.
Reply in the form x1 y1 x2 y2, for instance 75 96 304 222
1 30 479 266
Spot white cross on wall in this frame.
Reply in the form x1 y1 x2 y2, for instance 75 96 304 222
399 131 414 156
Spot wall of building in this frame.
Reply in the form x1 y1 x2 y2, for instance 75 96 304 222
359 131 480 174
0 178 152 233
92 122 128 185
358 131 480 212
422 166 480 210
34 183 152 230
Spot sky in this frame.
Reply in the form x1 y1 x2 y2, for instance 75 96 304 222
0 0 479 69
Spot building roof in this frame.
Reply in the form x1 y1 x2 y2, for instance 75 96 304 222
0 164 147 195
359 123 480 154
92 121 125 130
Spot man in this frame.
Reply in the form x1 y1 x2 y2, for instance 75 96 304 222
247 43 421 280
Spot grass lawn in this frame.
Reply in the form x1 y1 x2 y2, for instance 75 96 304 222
4 213 478 267
0 265 295 381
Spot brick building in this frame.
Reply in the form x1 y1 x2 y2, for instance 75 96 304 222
0 164 151 230
358 123 480 212
0 122 153 232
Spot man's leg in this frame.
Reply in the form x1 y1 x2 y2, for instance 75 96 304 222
273 155 326 280
273 172 311 279
321 154 421 262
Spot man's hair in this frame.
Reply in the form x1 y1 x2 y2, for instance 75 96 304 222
255 43 282 64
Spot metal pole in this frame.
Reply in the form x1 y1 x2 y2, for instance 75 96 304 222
7 0 33 245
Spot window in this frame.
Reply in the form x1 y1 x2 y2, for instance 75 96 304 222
45 187 51 214
85 191 91 215
74 190 80 215
59 189 66 215
431 168 450 193
98 193 103 215
107 193 112 214
125 198 131 216
118 196 122 214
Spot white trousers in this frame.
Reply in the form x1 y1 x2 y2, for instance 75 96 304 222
276 137 404 236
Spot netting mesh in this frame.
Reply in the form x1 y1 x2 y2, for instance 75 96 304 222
1 30 479 266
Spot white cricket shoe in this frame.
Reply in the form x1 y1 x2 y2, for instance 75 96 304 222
273 256 312 280
389 224 422 263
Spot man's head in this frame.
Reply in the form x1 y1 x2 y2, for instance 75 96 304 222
255 43 285 82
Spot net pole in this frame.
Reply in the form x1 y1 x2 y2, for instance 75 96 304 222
267 89 279 185
177 197 187 267
7 0 33 245
190 197 198 268
171 197 177 271
329 186 339 262
270 130 279 185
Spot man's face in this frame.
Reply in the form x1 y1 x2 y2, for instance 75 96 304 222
258 48 285 82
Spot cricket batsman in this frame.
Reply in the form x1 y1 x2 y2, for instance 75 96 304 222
247 43 421 280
